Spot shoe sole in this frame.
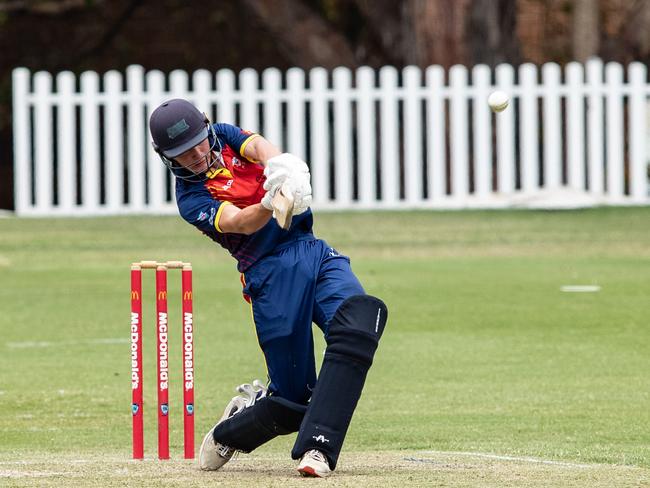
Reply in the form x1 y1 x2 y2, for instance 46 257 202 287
298 466 319 477
298 466 331 478
199 431 235 471
199 386 261 471
198 427 219 471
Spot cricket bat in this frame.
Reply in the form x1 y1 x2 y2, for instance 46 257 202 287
271 182 294 230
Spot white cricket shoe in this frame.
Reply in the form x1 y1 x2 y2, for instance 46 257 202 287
297 449 332 478
198 395 246 471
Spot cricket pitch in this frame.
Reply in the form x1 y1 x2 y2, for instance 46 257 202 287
1 450 647 487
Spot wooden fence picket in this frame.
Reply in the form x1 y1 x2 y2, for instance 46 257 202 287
10 61 650 215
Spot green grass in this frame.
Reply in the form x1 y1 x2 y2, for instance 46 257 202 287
0 208 649 486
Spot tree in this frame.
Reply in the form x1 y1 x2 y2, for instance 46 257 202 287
624 0 650 60
573 0 600 62
0 0 100 14
242 0 357 69
341 0 408 66
402 0 471 68
467 0 519 66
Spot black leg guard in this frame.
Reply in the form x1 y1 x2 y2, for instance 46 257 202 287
212 396 307 453
291 295 388 469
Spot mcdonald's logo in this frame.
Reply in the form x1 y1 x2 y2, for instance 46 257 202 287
131 291 140 300
158 291 167 300
183 291 192 300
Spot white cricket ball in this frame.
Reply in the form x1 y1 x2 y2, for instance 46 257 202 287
488 91 510 113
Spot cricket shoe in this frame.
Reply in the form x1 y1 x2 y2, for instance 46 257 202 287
198 395 246 471
297 449 332 478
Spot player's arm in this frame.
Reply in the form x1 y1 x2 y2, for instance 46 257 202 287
244 136 312 227
217 202 273 235
242 135 282 165
177 182 273 236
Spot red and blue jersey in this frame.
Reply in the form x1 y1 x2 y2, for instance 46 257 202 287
175 123 313 272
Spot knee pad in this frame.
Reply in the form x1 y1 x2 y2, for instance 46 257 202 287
292 294 388 469
213 396 307 453
326 294 388 366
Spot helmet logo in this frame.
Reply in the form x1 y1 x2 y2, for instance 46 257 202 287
167 119 190 139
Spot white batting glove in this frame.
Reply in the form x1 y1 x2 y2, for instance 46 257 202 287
261 153 312 216
260 190 274 211
293 193 312 216
283 170 312 216
262 166 289 192
266 153 310 176
260 165 290 211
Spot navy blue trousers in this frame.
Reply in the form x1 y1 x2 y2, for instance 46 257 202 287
242 238 364 404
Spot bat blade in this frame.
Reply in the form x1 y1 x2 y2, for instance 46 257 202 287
271 183 294 230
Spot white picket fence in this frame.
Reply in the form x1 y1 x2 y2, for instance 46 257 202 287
11 59 650 216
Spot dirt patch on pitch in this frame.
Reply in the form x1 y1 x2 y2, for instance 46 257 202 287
0 451 647 487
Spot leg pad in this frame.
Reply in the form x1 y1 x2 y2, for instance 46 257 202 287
213 396 306 453
291 295 388 469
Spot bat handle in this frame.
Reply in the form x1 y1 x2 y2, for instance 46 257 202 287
271 183 294 230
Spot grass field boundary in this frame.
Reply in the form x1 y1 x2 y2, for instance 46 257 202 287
6 338 129 348
417 451 597 468
0 452 611 469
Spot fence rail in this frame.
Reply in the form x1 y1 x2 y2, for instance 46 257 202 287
12 59 650 216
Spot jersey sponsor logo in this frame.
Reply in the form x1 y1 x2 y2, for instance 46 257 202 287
222 179 234 191
197 210 208 221
167 119 190 139
312 435 330 443
231 156 247 169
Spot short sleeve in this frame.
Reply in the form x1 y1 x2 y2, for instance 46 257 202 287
214 123 259 158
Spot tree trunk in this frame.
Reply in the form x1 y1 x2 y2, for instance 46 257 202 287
350 0 405 66
403 0 470 69
467 0 519 66
241 0 357 69
623 0 650 60
573 0 600 62
0 0 101 14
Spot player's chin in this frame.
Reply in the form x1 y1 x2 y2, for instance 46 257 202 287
186 164 208 176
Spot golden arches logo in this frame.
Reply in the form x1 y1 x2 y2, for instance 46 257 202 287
157 291 167 300
131 291 140 300
183 291 193 300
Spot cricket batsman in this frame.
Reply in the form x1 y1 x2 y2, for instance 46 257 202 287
149 99 388 477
